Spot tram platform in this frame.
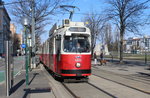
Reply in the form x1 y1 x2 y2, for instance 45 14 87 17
0 65 55 98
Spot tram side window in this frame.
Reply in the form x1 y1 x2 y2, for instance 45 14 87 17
63 36 90 53
55 37 61 54
63 37 73 52
49 38 53 54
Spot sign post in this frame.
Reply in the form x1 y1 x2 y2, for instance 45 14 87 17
5 41 10 96
21 44 26 49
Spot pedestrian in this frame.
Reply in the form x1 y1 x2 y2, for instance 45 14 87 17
94 51 97 65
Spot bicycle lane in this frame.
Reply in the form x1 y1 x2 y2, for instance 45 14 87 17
0 70 19 83
0 56 25 84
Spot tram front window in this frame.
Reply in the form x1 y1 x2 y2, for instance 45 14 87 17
63 35 90 53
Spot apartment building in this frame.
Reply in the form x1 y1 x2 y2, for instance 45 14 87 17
0 2 11 56
125 36 150 53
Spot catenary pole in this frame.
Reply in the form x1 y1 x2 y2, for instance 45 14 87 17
25 26 29 86
31 0 36 68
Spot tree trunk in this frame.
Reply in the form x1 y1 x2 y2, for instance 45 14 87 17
119 28 124 63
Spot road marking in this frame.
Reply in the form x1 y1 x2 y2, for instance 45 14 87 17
14 71 21 78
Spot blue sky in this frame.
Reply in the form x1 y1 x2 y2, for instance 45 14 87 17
40 0 106 42
4 0 150 43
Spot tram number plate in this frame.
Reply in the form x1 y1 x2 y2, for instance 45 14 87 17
75 59 81 61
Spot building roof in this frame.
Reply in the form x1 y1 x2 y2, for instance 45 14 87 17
132 38 140 41
0 5 11 21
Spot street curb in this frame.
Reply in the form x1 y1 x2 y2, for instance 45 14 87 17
41 64 73 98
41 66 62 98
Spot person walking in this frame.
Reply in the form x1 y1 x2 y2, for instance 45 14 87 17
94 51 97 65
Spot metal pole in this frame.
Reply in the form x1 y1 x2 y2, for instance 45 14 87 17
9 41 14 88
27 35 31 70
5 41 10 96
118 33 120 59
145 48 147 64
29 38 32 70
31 0 36 68
10 43 14 88
69 11 74 20
25 27 29 86
145 52 147 64
144 39 147 64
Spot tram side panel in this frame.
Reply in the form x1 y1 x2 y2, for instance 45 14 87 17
49 37 57 73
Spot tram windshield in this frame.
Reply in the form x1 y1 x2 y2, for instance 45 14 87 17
63 35 90 53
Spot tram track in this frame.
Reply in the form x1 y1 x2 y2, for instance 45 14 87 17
91 69 150 95
61 81 117 98
86 82 117 98
44 64 117 98
92 66 150 85
61 83 80 98
43 64 149 97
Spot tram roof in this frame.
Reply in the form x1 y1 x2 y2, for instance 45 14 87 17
49 19 91 37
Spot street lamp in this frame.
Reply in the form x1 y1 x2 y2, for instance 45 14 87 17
22 17 30 26
22 17 29 86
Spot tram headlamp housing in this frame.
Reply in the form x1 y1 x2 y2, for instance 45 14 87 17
76 63 81 68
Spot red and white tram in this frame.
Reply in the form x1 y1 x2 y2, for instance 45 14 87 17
40 19 91 79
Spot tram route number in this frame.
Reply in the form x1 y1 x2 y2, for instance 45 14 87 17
75 59 81 61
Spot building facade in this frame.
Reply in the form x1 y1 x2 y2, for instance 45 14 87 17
125 36 150 53
0 3 11 56
10 23 24 55
10 23 16 39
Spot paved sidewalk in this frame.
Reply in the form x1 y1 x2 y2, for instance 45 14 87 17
0 65 55 98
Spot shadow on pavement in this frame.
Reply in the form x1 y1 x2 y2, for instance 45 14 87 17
106 59 149 66
23 87 51 98
145 68 150 70
133 72 150 80
29 73 39 85
10 79 25 95
137 72 150 77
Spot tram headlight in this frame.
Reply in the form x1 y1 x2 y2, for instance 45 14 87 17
76 63 81 68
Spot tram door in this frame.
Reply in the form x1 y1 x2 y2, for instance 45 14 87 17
55 35 61 73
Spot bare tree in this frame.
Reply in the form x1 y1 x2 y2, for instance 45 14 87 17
102 23 113 51
84 12 106 56
105 0 149 62
113 26 120 51
10 0 71 36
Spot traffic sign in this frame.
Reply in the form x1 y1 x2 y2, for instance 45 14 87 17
21 44 26 48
